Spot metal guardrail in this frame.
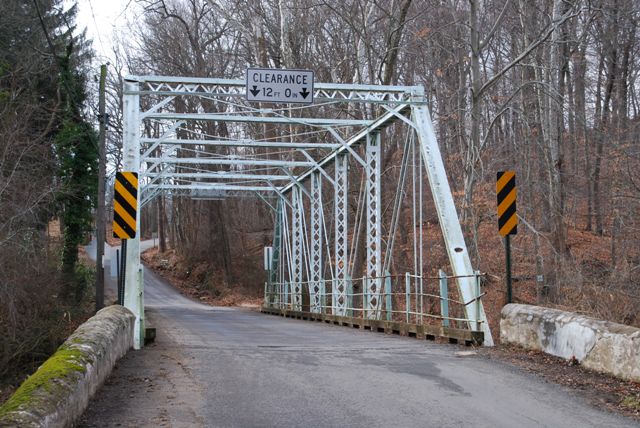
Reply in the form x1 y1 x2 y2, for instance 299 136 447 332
263 271 485 332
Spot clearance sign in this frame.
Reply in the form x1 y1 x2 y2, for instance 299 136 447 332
246 68 314 104
112 171 138 239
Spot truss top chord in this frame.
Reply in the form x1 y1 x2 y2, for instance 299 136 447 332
126 74 423 94
124 75 426 103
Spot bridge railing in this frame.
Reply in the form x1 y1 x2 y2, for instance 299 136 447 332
263 271 485 331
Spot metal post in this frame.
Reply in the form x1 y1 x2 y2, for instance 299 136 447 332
137 266 144 343
475 270 482 331
264 282 268 306
309 172 323 313
346 274 353 317
505 235 512 304
117 246 124 305
284 282 289 309
385 272 392 321
115 248 120 304
439 270 449 327
405 272 411 323
365 133 382 319
321 279 326 314
291 187 303 311
334 153 348 315
122 80 143 349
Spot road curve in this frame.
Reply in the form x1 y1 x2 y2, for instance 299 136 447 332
79 247 636 428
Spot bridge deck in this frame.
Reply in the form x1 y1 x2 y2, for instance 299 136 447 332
78 256 634 427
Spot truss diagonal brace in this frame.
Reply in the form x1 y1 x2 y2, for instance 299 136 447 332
298 150 335 186
281 103 410 194
412 104 494 346
325 127 366 167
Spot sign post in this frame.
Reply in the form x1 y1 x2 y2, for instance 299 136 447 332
496 171 517 303
112 171 139 305
246 68 314 104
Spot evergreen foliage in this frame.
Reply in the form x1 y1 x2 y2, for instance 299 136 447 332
0 0 97 389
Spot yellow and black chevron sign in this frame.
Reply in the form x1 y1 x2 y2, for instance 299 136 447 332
113 171 138 239
497 171 517 236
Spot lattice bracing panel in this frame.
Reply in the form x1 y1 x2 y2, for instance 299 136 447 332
291 187 303 311
365 133 382 319
334 154 348 316
310 172 323 313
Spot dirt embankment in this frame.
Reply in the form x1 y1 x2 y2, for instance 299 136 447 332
481 345 640 420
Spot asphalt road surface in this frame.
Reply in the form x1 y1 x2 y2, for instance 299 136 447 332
80 242 637 428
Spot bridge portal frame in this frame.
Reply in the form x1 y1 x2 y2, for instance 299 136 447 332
122 75 494 349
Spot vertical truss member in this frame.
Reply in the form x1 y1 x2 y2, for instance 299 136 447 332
310 172 323 313
365 133 382 319
291 186 304 311
334 154 348 316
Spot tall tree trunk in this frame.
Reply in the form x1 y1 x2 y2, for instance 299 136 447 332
546 0 568 261
595 16 618 236
464 0 482 261
573 36 588 229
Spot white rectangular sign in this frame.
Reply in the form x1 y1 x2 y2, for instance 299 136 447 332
263 246 273 270
246 68 314 104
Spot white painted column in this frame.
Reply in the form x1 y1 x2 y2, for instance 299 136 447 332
122 80 144 349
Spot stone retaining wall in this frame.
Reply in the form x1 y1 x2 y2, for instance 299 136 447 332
0 305 135 427
501 304 640 382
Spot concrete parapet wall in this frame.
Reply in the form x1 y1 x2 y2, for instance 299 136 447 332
0 305 135 427
501 304 640 382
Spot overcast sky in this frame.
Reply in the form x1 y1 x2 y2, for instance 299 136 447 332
75 0 142 63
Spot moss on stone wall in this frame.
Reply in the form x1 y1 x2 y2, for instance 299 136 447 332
0 347 89 417
0 305 134 426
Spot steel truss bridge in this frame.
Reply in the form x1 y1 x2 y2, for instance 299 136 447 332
120 75 494 349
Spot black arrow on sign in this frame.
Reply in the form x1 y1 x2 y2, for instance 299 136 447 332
300 87 310 99
250 85 260 97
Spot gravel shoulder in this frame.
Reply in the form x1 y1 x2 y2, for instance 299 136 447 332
479 344 640 421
